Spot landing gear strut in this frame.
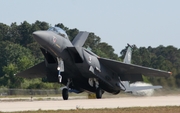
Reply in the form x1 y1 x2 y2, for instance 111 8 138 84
62 88 68 100
92 79 103 99
56 57 69 100
62 79 71 100
96 87 102 99
57 57 64 83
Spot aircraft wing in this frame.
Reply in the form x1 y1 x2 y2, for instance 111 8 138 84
99 57 171 82
16 61 46 78
72 31 89 47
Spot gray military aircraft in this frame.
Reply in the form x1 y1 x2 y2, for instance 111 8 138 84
17 27 171 100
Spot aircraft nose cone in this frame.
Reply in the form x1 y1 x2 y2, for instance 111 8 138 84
33 31 50 45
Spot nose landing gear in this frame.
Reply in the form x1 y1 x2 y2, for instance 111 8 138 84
62 79 71 100
56 57 70 100
62 88 68 100
57 57 64 83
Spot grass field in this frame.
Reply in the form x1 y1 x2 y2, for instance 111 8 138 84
1 106 180 113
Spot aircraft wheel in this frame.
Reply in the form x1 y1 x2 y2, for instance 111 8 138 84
62 88 68 100
96 87 102 99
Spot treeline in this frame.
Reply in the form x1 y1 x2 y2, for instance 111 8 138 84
121 45 180 88
0 21 119 89
0 21 179 89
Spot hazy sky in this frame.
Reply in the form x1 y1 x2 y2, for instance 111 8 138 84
1 0 180 55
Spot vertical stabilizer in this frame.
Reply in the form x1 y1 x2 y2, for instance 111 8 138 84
123 44 133 64
72 31 89 47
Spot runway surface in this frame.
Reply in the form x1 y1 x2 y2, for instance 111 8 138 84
0 95 180 112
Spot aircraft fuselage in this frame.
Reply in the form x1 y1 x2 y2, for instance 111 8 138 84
33 30 121 94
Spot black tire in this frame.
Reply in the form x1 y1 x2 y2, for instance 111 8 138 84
96 87 102 99
62 88 68 100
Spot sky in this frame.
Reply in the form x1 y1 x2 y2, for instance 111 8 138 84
0 0 180 55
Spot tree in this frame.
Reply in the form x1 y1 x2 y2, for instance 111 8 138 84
17 21 33 46
2 63 22 88
0 41 35 76
0 23 9 41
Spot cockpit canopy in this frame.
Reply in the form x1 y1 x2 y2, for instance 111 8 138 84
47 27 68 39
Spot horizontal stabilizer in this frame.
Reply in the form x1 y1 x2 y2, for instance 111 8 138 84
72 31 89 47
125 86 162 92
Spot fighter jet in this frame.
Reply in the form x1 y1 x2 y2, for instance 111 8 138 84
17 27 171 100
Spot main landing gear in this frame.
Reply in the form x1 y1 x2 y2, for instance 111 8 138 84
89 78 103 99
96 87 103 99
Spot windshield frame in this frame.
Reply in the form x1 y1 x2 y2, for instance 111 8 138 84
47 27 69 39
